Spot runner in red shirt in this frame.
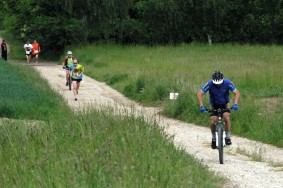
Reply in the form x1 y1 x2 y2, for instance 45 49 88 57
32 40 41 65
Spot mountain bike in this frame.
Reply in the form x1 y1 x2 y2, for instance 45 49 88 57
63 66 72 90
206 108 232 164
67 73 72 91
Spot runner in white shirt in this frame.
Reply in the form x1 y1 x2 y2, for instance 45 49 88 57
24 41 33 65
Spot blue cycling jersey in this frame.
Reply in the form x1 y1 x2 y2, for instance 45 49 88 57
201 78 236 105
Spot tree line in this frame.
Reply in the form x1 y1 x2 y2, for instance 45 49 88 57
1 0 283 54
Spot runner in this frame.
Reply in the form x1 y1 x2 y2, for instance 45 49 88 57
32 40 41 65
1 39 8 61
69 59 85 101
24 41 33 65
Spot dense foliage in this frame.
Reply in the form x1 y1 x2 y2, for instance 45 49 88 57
1 0 283 54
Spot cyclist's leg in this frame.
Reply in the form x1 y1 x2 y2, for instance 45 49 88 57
210 116 217 135
223 112 232 145
210 116 217 149
66 69 70 82
64 69 69 85
210 105 219 139
223 112 231 133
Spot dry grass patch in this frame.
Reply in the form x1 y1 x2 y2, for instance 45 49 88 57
258 97 283 112
0 118 45 130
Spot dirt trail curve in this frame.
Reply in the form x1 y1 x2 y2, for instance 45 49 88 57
31 63 283 188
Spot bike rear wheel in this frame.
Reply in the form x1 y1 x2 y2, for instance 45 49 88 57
217 127 224 164
68 75 72 90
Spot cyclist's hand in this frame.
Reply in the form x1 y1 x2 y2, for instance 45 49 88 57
231 104 238 110
200 106 207 113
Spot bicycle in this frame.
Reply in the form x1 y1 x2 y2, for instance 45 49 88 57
63 66 72 90
206 108 232 164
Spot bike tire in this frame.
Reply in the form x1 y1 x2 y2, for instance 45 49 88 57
68 75 72 91
217 127 224 164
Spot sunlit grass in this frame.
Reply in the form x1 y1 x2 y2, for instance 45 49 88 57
70 43 283 147
0 38 225 187
0 105 224 187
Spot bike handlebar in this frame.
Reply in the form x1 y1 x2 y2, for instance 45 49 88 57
205 108 233 113
63 66 70 70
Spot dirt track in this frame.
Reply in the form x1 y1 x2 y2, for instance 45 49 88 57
31 62 283 188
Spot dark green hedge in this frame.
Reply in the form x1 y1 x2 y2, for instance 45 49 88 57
2 0 283 53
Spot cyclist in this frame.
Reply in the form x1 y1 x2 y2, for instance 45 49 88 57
69 59 85 101
31 40 41 65
62 51 76 86
197 70 240 149
24 41 33 65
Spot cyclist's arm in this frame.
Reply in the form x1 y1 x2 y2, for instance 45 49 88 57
197 90 205 107
197 82 209 107
232 88 240 105
62 58 66 66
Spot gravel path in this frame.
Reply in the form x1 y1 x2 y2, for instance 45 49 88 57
32 63 283 188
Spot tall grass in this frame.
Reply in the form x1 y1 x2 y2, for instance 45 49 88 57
0 61 72 120
0 110 224 187
71 43 283 147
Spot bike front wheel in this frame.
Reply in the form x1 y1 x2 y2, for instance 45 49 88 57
217 127 224 164
68 75 72 90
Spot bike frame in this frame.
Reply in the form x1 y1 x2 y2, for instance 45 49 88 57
64 67 72 90
215 109 225 164
68 73 72 91
207 108 230 164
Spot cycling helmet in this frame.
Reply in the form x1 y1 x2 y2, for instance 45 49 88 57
67 51 72 55
212 70 224 84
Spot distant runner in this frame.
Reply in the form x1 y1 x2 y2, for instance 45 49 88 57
32 40 41 65
24 41 33 65
1 39 7 61
69 59 85 101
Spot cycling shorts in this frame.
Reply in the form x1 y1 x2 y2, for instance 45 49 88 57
210 104 230 116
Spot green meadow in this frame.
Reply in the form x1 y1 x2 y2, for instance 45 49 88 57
1 30 283 186
0 52 223 186
71 43 283 147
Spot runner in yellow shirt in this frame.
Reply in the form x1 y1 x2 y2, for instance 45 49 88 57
69 59 85 101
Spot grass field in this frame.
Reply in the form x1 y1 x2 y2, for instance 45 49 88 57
0 37 224 187
69 43 283 147
2 30 283 186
